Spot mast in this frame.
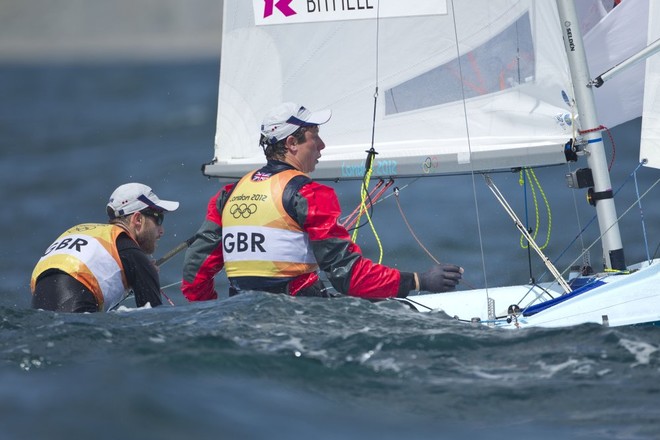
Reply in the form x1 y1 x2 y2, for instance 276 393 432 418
556 0 626 270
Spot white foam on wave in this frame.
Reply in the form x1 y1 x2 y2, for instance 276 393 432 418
619 338 658 367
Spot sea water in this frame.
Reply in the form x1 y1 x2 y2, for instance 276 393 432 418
2 61 659 439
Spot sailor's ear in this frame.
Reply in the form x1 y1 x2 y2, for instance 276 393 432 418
130 212 144 230
285 134 298 150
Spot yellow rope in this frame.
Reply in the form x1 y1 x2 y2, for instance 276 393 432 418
351 165 384 264
519 168 552 250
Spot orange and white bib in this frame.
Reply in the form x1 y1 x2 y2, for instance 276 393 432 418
222 170 319 278
30 224 129 311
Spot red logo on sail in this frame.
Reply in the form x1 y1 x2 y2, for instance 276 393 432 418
264 0 296 18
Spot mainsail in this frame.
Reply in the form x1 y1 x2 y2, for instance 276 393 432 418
204 0 660 328
206 0 575 180
641 0 660 169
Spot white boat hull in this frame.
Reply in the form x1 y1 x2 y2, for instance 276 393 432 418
396 260 660 329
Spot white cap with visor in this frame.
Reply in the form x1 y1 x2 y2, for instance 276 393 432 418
107 183 179 218
260 102 332 145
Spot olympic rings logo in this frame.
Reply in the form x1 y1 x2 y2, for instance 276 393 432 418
229 203 258 219
73 224 98 232
422 156 439 174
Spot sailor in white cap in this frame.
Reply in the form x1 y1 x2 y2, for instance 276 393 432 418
30 183 179 312
182 102 462 302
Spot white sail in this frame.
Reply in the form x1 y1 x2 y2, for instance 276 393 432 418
640 0 660 169
207 0 575 180
207 0 660 328
584 0 649 130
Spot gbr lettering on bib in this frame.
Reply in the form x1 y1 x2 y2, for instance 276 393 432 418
222 226 316 263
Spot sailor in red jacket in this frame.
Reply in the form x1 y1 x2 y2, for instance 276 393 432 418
181 102 463 300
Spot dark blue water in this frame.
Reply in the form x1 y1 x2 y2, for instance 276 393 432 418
2 60 660 439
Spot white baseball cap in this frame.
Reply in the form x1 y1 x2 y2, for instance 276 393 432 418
107 183 179 218
260 102 332 145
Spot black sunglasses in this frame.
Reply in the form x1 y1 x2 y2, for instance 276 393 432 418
140 209 165 226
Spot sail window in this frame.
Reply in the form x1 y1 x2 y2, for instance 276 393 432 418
385 12 534 115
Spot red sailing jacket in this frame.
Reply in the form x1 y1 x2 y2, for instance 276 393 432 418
181 161 415 301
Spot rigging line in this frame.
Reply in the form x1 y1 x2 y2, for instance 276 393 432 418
392 297 434 311
155 236 195 267
341 179 384 227
394 187 439 265
632 163 651 264
604 126 616 171
345 178 413 232
548 160 648 277
344 179 394 231
346 185 379 232
505 283 559 319
580 125 617 171
161 289 175 306
369 2 380 152
351 0 381 236
109 287 175 311
356 177 401 209
653 241 660 261
370 178 394 202
393 188 477 290
351 3 384 263
358 175 484 215
485 175 572 293
516 284 557 309
161 280 182 290
449 0 491 306
558 175 660 280
109 290 135 311
375 177 419 203
348 179 385 227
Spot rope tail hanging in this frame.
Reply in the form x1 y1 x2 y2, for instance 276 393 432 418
519 167 552 251
350 144 378 244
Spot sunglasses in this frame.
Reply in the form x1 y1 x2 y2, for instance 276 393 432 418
140 209 165 226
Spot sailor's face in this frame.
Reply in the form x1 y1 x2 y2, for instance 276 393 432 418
297 126 325 173
135 211 164 255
